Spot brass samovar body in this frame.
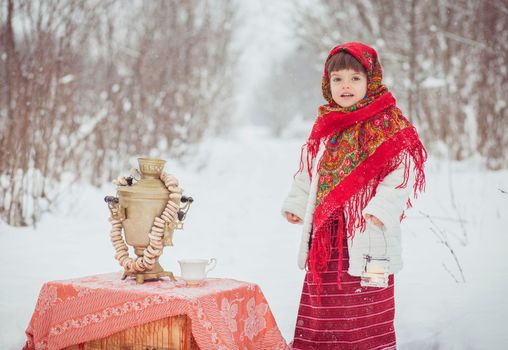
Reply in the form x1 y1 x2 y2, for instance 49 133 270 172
106 158 190 284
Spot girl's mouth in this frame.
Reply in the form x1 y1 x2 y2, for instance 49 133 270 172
341 93 354 97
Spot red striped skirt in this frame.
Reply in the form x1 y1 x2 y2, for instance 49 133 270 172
292 234 396 350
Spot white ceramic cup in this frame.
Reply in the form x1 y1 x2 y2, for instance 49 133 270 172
178 258 217 285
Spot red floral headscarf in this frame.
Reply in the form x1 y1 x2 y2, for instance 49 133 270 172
321 42 387 111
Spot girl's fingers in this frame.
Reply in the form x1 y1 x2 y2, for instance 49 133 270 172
366 214 384 228
285 212 302 224
373 218 384 228
290 214 302 223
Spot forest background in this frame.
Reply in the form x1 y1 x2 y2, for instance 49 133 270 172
1 0 506 226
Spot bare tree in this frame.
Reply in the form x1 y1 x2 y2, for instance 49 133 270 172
474 0 508 169
287 0 507 169
0 0 109 225
82 0 237 184
0 0 238 226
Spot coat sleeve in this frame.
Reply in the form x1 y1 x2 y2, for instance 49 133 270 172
362 162 415 232
281 151 311 222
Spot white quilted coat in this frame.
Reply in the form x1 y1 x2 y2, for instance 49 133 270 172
282 147 414 276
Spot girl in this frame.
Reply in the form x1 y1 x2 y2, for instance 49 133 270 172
282 42 427 349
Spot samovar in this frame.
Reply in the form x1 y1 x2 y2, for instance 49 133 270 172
104 158 193 284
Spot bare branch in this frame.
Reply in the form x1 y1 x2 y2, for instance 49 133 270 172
447 162 468 246
442 263 460 284
421 211 466 283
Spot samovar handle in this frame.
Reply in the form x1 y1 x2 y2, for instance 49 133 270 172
104 196 125 220
175 195 194 229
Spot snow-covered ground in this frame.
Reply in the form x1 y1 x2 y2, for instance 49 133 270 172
1 127 507 349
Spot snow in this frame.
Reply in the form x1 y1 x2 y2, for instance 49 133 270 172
59 74 75 85
1 126 508 349
421 77 446 89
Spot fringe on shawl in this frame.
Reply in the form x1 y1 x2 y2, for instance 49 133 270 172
295 140 320 180
307 142 427 296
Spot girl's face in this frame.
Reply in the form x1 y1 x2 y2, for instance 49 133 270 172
330 69 368 108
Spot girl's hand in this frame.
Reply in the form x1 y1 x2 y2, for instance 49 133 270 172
285 212 302 224
365 214 384 228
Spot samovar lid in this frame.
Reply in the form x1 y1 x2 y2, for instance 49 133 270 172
117 158 170 199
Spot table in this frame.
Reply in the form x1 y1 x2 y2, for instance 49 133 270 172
23 273 288 350
63 314 197 350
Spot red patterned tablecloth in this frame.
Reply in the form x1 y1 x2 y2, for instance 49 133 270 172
23 273 288 350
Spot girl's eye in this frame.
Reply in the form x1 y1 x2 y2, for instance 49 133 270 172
352 76 361 81
332 77 341 82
